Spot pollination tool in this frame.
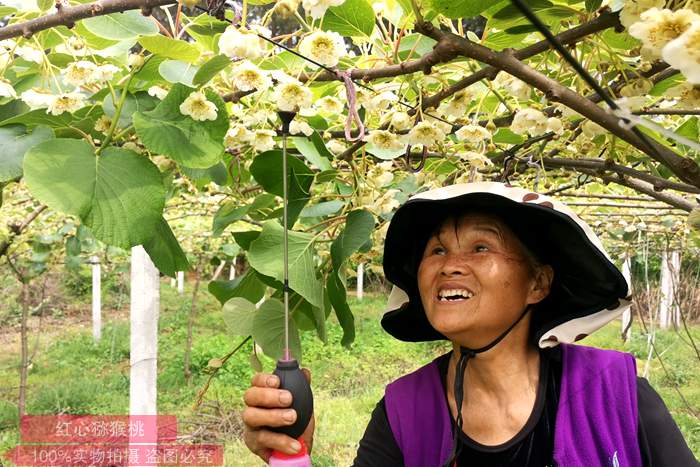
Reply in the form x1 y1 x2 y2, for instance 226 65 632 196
268 111 314 467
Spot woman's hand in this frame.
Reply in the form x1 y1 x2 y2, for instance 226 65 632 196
242 370 315 463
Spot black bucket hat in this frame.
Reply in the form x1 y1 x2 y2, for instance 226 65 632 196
381 182 632 347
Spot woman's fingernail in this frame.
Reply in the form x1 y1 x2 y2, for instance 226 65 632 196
290 440 301 453
266 375 278 387
279 391 292 405
282 409 296 423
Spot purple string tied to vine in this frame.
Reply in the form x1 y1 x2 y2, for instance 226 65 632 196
336 70 365 142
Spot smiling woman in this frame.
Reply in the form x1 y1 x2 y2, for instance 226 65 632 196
242 182 698 467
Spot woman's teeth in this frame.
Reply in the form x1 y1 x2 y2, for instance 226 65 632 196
438 289 474 301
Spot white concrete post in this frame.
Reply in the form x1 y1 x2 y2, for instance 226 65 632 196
177 270 184 294
670 250 681 329
659 250 671 329
357 263 364 301
91 256 101 343
170 277 176 288
229 257 237 281
621 255 633 341
130 246 160 416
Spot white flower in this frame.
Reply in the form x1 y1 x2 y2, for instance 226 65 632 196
179 91 218 121
15 45 43 63
290 120 314 136
316 95 344 114
275 0 300 18
365 130 403 151
459 150 493 168
389 111 412 131
0 78 17 99
62 61 98 87
299 30 346 67
662 21 700 84
582 120 606 138
274 81 313 112
47 92 84 115
148 85 169 100
55 36 91 57
225 124 253 148
439 90 475 118
365 91 398 112
327 139 347 155
620 0 664 28
455 124 491 143
302 0 345 19
373 189 400 215
230 60 272 92
619 79 653 97
93 64 120 82
405 121 446 147
20 88 54 109
252 129 277 152
667 82 700 108
122 141 142 153
546 117 564 135
218 26 270 60
501 76 531 101
510 108 547 136
127 53 145 69
94 115 112 133
628 9 699 58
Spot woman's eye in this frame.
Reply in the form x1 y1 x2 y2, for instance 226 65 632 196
474 245 489 253
432 246 446 255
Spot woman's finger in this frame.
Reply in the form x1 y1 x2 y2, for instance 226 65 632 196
255 429 303 455
243 387 293 408
251 373 280 388
242 406 297 428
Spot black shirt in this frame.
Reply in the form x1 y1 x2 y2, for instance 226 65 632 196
353 347 698 466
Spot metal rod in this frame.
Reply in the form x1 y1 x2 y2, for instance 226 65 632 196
282 134 290 360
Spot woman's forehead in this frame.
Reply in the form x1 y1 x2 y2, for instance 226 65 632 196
433 212 509 237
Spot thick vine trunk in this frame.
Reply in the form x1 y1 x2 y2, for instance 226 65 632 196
183 267 201 386
18 282 29 418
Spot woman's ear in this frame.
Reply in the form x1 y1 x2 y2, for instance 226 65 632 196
528 264 554 304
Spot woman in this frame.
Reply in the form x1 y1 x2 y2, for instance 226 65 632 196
242 182 698 466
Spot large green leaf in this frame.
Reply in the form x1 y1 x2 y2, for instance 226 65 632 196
83 10 158 40
299 200 344 218
223 297 257 336
292 133 333 171
249 150 314 227
327 272 355 347
432 0 506 18
193 55 233 86
139 35 200 63
209 269 267 306
212 201 249 236
330 210 374 270
143 217 190 277
253 298 302 361
0 125 53 182
103 92 158 128
0 106 104 134
134 84 228 168
322 0 375 37
248 221 323 307
23 139 164 249
158 60 200 86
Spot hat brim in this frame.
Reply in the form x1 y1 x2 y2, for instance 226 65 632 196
381 189 630 344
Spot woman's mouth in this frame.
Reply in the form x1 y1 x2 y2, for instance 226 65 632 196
437 289 474 302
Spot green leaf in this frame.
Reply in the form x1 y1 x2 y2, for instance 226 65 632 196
181 162 229 185
233 230 261 250
23 139 164 249
0 6 17 16
327 272 354 347
213 201 249 236
83 10 158 40
292 133 333 171
366 144 406 160
600 29 639 50
585 0 602 12
65 236 81 257
0 106 104 134
248 221 323 307
649 74 684 96
250 150 314 227
134 84 228 169
675 117 698 142
330 210 375 270
103 92 158 128
158 60 200 86
143 217 190 277
322 0 375 37
139 35 200 63
432 0 506 18
397 34 437 60
0 125 54 182
222 297 256 336
37 0 53 12
253 298 302 361
493 128 525 144
300 200 344 218
193 55 232 86
209 269 267 306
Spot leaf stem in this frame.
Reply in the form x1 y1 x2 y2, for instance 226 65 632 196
98 73 135 155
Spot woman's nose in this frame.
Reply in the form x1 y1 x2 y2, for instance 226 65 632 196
440 252 471 276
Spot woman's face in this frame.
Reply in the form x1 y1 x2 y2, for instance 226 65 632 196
417 213 553 346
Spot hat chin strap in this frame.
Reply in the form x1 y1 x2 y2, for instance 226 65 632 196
443 305 533 467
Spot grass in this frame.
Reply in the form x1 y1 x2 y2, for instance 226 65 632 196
0 283 698 466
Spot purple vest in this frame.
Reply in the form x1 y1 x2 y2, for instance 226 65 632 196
385 343 642 467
